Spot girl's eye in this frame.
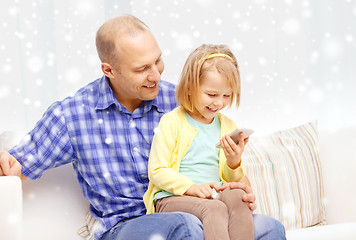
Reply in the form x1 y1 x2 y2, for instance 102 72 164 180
207 94 216 97
224 95 231 98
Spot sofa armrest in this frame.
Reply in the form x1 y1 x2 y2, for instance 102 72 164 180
0 176 23 240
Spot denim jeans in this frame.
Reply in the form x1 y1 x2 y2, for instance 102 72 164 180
100 212 286 240
100 212 203 240
253 214 286 240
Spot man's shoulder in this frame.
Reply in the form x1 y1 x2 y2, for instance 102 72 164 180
61 77 102 106
154 80 177 112
159 80 176 93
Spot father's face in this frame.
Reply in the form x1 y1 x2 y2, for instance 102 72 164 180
109 30 164 107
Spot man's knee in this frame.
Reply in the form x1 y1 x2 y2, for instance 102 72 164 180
168 212 204 239
253 214 286 240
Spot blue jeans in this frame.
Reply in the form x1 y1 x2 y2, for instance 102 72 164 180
100 212 286 240
100 212 203 240
253 214 286 240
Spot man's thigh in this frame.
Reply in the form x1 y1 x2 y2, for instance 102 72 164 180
253 214 286 240
101 212 203 240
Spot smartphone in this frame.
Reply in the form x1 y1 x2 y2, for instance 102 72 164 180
216 128 254 148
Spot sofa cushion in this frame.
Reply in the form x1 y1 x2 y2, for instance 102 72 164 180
242 121 326 230
77 212 98 240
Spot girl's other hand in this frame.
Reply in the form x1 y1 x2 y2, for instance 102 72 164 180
184 182 220 199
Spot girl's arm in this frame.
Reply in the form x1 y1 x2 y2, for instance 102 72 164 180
220 132 248 169
148 114 194 196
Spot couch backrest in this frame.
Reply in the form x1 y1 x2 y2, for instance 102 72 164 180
319 127 356 225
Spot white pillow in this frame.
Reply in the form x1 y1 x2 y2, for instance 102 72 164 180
242 121 326 230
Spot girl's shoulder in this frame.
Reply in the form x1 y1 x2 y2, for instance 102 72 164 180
217 112 235 124
218 112 237 133
160 106 186 125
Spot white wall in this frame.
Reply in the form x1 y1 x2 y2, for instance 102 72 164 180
1 0 355 135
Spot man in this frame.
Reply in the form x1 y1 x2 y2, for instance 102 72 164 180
0 15 285 240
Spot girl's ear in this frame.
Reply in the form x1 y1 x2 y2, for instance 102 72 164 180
101 63 115 79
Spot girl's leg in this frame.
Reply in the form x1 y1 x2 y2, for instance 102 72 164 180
218 188 254 240
156 195 229 240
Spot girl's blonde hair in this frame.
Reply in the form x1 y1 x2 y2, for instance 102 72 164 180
176 44 241 114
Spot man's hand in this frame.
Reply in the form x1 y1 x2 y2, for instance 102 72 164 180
220 180 257 211
184 182 220 199
0 152 22 178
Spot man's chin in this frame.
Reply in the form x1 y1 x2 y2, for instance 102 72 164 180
141 90 159 101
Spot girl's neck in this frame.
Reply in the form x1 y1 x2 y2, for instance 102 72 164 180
185 110 215 125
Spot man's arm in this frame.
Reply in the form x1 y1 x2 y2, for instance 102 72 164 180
0 151 27 181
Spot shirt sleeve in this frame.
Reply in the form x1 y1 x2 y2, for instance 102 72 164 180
9 101 75 179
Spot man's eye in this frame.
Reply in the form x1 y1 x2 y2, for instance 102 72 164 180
137 68 146 72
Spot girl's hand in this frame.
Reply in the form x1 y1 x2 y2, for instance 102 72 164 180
220 132 249 169
184 182 220 199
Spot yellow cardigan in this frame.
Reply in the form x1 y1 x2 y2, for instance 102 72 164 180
143 106 246 214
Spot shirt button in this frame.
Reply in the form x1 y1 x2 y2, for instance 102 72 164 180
129 119 136 128
133 147 138 152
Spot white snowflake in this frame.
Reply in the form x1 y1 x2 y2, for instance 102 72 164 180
282 18 300 35
2 64 12 73
65 68 82 84
322 39 342 58
309 51 319 64
175 33 193 50
345 34 353 42
105 137 113 145
27 56 44 73
0 86 10 98
308 88 325 104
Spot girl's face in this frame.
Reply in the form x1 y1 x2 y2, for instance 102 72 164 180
188 68 233 124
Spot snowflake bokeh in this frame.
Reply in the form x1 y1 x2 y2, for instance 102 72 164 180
0 0 355 135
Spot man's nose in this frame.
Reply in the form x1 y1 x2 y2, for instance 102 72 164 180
147 66 161 81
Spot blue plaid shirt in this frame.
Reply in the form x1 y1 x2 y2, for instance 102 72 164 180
9 75 177 238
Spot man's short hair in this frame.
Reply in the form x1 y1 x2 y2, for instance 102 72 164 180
95 15 149 64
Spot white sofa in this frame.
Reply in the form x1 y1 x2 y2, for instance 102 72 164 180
1 125 356 240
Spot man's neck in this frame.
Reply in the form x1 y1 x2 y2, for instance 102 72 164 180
107 78 142 113
117 97 142 113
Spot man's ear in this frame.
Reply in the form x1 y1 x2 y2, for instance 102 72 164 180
101 63 115 79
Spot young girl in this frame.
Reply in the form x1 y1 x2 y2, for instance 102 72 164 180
143 44 254 240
